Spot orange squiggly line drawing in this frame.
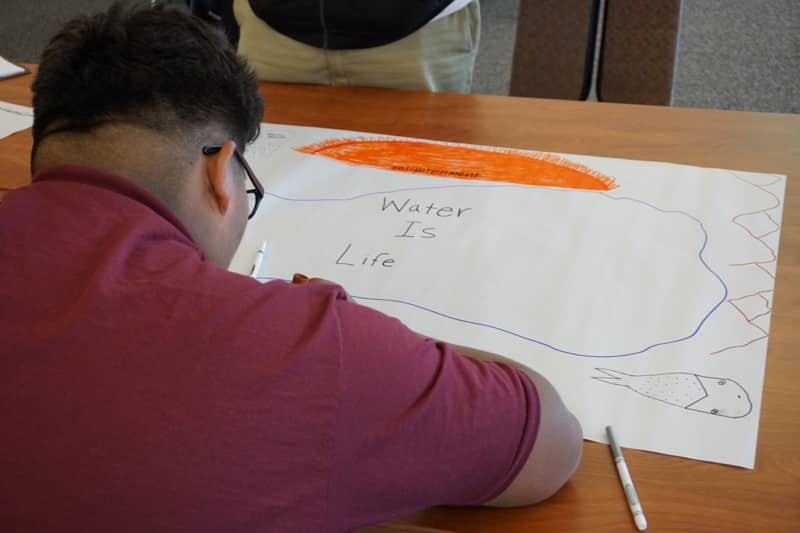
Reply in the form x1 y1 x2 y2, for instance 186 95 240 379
710 290 772 355
712 172 783 355
295 137 618 191
727 173 782 277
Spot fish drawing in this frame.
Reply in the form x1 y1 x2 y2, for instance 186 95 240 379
593 368 752 418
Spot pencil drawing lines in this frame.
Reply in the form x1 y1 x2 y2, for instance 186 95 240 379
593 368 753 418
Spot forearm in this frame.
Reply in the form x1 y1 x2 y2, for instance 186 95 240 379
449 342 584 507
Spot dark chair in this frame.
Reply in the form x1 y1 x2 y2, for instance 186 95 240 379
509 0 600 101
598 0 682 105
510 0 683 105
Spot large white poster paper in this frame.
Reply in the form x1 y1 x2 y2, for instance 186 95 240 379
230 124 785 469
0 101 33 141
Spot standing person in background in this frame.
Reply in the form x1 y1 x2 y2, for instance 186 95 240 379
232 0 480 92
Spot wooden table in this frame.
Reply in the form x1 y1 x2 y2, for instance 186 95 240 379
2 68 798 533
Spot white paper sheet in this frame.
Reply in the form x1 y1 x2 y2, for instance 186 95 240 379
229 123 785 469
0 101 33 140
0 56 27 80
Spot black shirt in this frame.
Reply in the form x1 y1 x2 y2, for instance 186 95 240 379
248 0 454 49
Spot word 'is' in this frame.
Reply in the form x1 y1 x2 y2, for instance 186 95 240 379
335 196 473 268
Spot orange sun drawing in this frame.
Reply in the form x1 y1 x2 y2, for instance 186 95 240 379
295 137 617 191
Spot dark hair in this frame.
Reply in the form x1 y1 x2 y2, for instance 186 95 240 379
32 1 263 154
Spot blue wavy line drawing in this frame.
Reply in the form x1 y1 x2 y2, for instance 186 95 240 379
254 182 729 358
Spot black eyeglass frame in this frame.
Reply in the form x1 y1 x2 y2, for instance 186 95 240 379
202 144 264 219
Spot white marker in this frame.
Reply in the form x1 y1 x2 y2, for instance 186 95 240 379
249 240 268 279
606 425 647 531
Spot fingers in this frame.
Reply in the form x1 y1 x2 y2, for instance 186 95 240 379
292 273 310 284
292 273 332 286
292 273 352 301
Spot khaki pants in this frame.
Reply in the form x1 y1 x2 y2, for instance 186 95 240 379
233 0 480 93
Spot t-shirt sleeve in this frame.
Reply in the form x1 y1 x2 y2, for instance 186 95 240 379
327 298 540 529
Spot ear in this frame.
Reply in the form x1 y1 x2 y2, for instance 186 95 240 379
204 140 238 215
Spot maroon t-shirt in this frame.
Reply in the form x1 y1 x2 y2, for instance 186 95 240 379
0 165 540 532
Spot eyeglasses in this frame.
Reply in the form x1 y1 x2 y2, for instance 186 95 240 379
202 144 264 220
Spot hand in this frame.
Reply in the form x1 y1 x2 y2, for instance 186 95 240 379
292 273 353 301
